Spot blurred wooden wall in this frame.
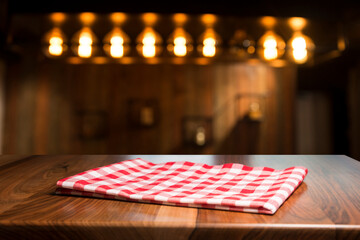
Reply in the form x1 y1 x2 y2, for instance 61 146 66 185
349 63 360 160
0 0 8 153
2 51 297 154
295 92 333 154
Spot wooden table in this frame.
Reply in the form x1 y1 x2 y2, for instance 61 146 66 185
0 155 359 239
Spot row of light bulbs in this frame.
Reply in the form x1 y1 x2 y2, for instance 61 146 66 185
43 17 315 64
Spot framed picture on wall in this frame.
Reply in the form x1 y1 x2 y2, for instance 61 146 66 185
235 93 267 122
127 99 159 128
182 116 212 147
76 110 108 140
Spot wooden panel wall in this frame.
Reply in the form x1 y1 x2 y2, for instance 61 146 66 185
2 54 297 154
295 92 333 154
0 60 5 153
349 64 360 160
214 63 297 154
0 0 8 154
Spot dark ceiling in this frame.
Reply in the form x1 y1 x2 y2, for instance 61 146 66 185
6 0 360 21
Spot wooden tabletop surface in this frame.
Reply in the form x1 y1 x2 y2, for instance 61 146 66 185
0 155 359 239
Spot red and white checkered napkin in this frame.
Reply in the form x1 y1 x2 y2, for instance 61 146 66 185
56 158 308 214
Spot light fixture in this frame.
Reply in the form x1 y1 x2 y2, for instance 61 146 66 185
198 28 221 57
167 27 193 57
72 27 97 58
288 17 307 32
257 30 285 61
287 17 314 64
183 116 212 147
103 27 130 58
49 12 66 25
110 12 127 25
136 27 162 58
287 32 314 64
248 102 263 121
79 12 96 26
42 27 67 57
200 14 217 27
229 29 256 58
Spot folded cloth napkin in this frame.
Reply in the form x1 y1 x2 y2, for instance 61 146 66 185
56 158 308 214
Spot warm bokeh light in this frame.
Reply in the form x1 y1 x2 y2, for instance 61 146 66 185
110 12 127 25
174 36 187 57
137 27 162 58
44 13 317 64
229 29 256 57
142 13 158 26
203 37 216 57
263 37 277 49
167 27 192 57
72 27 97 58
291 36 306 49
111 36 124 45
199 28 220 57
92 57 108 64
79 12 96 26
49 12 66 25
48 36 63 56
338 37 346 52
110 36 124 58
142 32 156 45
291 36 307 63
288 33 314 64
201 14 217 27
173 13 188 26
248 46 255 54
260 16 277 29
195 127 206 146
288 17 307 31
264 48 278 60
263 36 278 60
103 27 130 58
292 48 308 63
79 32 92 45
43 27 66 57
78 31 93 58
78 45 92 58
258 31 285 61
142 32 156 58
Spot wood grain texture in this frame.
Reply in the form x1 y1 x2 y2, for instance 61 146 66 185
3 57 296 154
0 155 30 168
1 155 359 239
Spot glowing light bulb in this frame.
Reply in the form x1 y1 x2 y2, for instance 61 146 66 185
291 36 308 63
263 36 278 60
142 32 156 58
136 27 162 58
202 37 216 57
110 35 124 58
292 49 308 63
78 32 92 58
195 126 206 146
288 17 307 32
292 36 306 49
142 33 156 45
103 27 130 58
263 37 277 48
48 36 63 56
174 36 187 57
79 32 92 45
111 36 124 45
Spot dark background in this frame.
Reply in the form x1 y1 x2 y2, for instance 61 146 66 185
1 0 360 158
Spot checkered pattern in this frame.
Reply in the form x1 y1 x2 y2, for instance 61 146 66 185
56 158 307 214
